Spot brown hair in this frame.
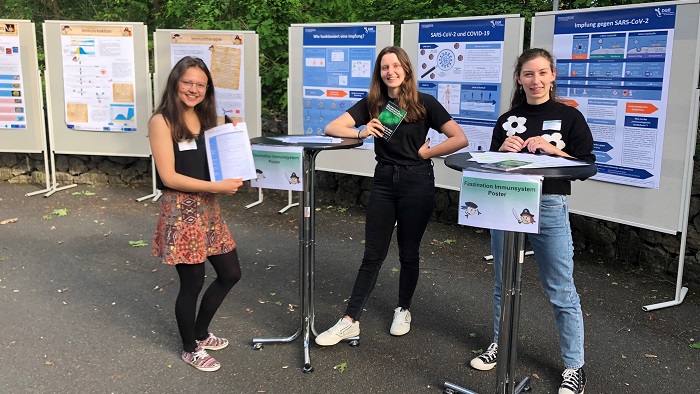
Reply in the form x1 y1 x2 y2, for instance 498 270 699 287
510 48 557 109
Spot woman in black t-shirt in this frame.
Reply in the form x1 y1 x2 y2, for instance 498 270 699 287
316 46 468 346
149 56 243 372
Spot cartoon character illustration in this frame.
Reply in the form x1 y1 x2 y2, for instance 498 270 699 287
255 169 265 180
289 172 300 184
461 201 481 218
513 208 536 224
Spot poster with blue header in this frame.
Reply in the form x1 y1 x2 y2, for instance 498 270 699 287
417 19 506 153
302 26 376 143
553 5 676 189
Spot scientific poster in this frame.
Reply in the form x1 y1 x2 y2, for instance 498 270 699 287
0 23 27 129
417 19 506 153
302 26 376 140
60 24 137 132
170 33 246 125
553 5 676 188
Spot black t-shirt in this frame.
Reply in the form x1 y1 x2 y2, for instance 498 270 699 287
490 99 595 195
155 135 210 190
347 92 452 166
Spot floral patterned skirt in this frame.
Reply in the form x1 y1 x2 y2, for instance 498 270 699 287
151 190 235 265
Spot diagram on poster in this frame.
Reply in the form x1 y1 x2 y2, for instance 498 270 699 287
170 33 246 125
0 23 28 129
60 24 137 132
552 5 676 188
416 19 505 153
301 26 376 142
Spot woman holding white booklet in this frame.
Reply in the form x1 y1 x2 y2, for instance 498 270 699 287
149 56 242 372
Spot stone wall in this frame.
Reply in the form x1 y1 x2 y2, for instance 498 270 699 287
1 114 697 284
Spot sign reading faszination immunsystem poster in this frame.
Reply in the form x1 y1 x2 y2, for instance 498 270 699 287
0 23 27 130
60 24 137 132
170 33 246 125
553 5 676 189
302 26 376 136
417 19 506 153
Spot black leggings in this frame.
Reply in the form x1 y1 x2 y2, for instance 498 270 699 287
175 249 241 352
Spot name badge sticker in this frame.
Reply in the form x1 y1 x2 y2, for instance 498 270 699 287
178 139 198 151
542 120 561 131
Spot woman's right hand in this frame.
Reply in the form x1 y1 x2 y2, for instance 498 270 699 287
216 178 243 195
499 135 525 152
363 118 384 139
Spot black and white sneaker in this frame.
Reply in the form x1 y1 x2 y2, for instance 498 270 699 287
558 367 586 394
469 342 498 371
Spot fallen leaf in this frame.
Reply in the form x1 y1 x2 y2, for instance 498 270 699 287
53 208 68 217
0 218 18 225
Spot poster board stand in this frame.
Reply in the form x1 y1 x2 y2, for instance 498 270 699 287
0 20 51 196
531 0 700 310
23 69 52 197
42 21 152 198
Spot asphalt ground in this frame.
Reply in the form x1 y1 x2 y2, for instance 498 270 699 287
0 182 698 394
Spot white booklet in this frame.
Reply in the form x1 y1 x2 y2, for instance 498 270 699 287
204 122 256 181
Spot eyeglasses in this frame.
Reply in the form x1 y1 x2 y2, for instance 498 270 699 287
179 80 208 92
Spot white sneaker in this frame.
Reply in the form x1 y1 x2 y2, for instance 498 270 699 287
315 317 360 346
470 342 498 371
389 307 411 336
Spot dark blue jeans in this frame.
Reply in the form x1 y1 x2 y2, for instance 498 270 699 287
345 161 435 320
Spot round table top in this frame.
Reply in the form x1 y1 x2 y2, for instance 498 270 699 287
444 152 597 181
250 135 363 151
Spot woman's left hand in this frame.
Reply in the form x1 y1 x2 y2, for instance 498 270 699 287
417 138 431 159
524 136 558 155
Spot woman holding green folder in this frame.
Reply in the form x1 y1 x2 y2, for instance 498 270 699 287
316 46 468 346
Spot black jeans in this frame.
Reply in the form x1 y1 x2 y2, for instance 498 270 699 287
345 161 435 320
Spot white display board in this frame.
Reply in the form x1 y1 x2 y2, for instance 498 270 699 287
288 22 394 180
43 21 151 157
153 29 262 138
402 15 525 189
532 0 700 234
0 20 46 154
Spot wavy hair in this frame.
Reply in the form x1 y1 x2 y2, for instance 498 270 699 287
510 48 557 109
367 46 426 122
152 56 217 141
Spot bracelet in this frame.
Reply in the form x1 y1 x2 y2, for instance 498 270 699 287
357 130 362 139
